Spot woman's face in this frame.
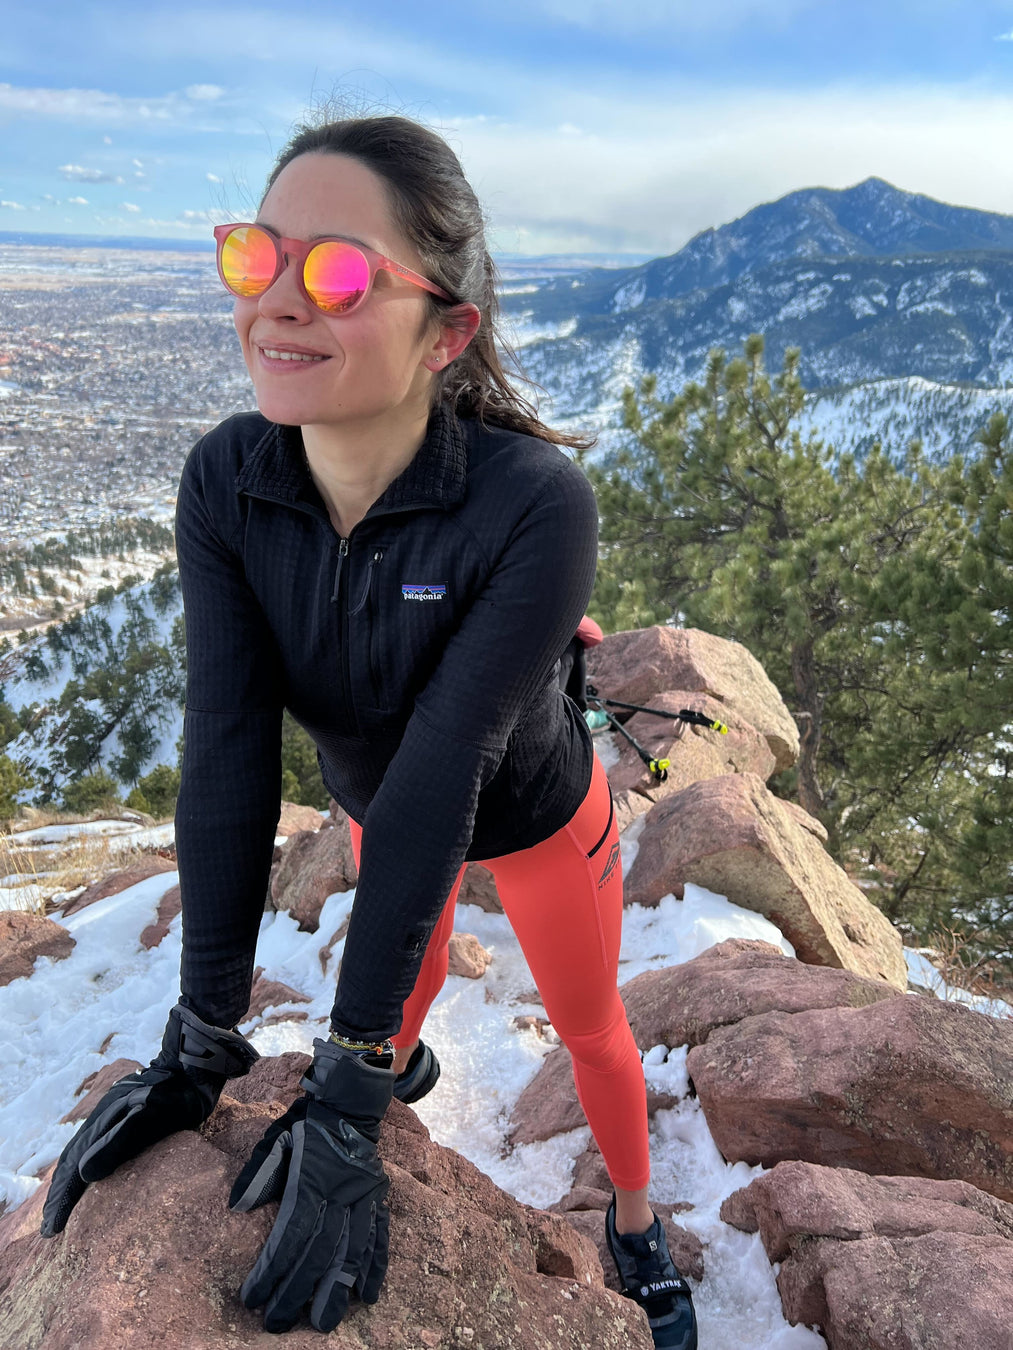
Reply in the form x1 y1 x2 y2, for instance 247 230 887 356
233 152 446 433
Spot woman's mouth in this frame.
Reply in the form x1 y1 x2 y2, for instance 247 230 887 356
258 346 329 364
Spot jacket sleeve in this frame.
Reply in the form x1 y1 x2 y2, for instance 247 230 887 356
173 437 285 1029
331 458 599 1040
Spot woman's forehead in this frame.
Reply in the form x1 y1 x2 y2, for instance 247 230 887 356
260 152 412 262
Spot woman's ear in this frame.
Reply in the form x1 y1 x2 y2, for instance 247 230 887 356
425 303 482 371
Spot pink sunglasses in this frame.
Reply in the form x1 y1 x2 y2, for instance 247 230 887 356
213 222 454 316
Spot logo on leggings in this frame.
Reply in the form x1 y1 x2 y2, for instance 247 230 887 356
598 841 621 889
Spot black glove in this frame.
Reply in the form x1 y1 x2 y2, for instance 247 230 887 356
229 1037 395 1334
40 1003 259 1238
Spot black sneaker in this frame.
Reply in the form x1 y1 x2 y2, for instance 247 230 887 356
605 1196 698 1350
392 1040 441 1104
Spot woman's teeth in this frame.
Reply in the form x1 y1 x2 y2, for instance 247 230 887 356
262 348 326 362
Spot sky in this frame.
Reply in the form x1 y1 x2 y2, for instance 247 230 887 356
4 0 1013 257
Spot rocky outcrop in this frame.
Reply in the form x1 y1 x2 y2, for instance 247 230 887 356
620 938 901 1050
722 1161 1013 1349
58 856 176 916
276 801 326 837
625 773 906 989
0 910 74 986
0 1055 654 1349
586 624 799 772
687 997 1013 1201
605 691 777 802
271 809 358 932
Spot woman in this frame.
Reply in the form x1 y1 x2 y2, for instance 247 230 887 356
40 114 697 1350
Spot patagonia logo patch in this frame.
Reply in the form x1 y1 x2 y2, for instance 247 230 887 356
598 841 621 890
402 584 447 601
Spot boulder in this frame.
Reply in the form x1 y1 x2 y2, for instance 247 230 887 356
446 932 492 979
612 787 653 836
0 911 74 986
243 969 312 1022
457 862 504 913
586 625 799 772
0 1057 654 1350
722 1161 1013 1349
58 857 176 916
687 997 1013 1201
605 691 776 802
276 801 325 837
271 812 358 932
625 774 906 989
620 938 901 1050
138 883 180 950
507 1045 678 1147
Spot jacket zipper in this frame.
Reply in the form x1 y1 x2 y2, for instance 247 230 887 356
329 536 360 735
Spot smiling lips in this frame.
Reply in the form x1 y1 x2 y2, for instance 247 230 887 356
257 344 330 364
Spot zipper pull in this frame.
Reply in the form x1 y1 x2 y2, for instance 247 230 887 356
331 536 349 603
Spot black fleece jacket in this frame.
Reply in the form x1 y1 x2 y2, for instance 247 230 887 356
173 402 598 1041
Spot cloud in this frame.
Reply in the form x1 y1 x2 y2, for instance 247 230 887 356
206 172 223 183
997 30 1013 40
120 202 141 212
57 164 123 183
0 200 26 210
66 196 89 205
186 84 225 101
0 81 249 133
447 84 1013 255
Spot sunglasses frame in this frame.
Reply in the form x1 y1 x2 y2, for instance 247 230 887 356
213 222 454 316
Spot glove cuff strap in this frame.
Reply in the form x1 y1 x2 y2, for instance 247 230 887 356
165 1003 260 1079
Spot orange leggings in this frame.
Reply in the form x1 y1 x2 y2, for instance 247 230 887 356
347 755 650 1192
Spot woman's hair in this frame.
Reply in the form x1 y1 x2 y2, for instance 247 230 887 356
262 114 594 450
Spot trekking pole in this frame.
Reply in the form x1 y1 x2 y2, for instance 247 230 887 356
584 684 672 782
587 689 729 736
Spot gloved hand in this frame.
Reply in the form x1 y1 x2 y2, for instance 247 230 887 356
230 1036 395 1333
40 1003 259 1238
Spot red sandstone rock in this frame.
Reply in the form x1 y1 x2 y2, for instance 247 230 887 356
276 801 325 837
270 812 358 932
605 690 776 801
688 997 1013 1201
586 625 799 772
457 861 504 913
62 1059 145 1124
612 787 653 835
138 883 180 950
625 773 906 989
0 1060 654 1349
620 939 901 1050
243 971 312 1022
722 1161 1013 1348
446 931 492 979
0 911 75 986
58 857 176 916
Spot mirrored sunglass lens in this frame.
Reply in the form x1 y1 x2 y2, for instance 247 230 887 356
220 226 277 296
303 241 369 313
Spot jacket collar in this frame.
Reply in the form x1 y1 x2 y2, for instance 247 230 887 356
235 402 469 515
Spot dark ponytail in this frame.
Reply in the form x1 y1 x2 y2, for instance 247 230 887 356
263 115 594 450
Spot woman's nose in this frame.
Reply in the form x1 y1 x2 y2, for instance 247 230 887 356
257 252 313 322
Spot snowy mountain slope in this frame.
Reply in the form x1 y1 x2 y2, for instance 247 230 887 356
1 571 184 798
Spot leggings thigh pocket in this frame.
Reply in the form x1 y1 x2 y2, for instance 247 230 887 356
585 790 615 862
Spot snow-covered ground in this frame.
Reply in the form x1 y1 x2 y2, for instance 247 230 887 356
2 801 1008 1345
